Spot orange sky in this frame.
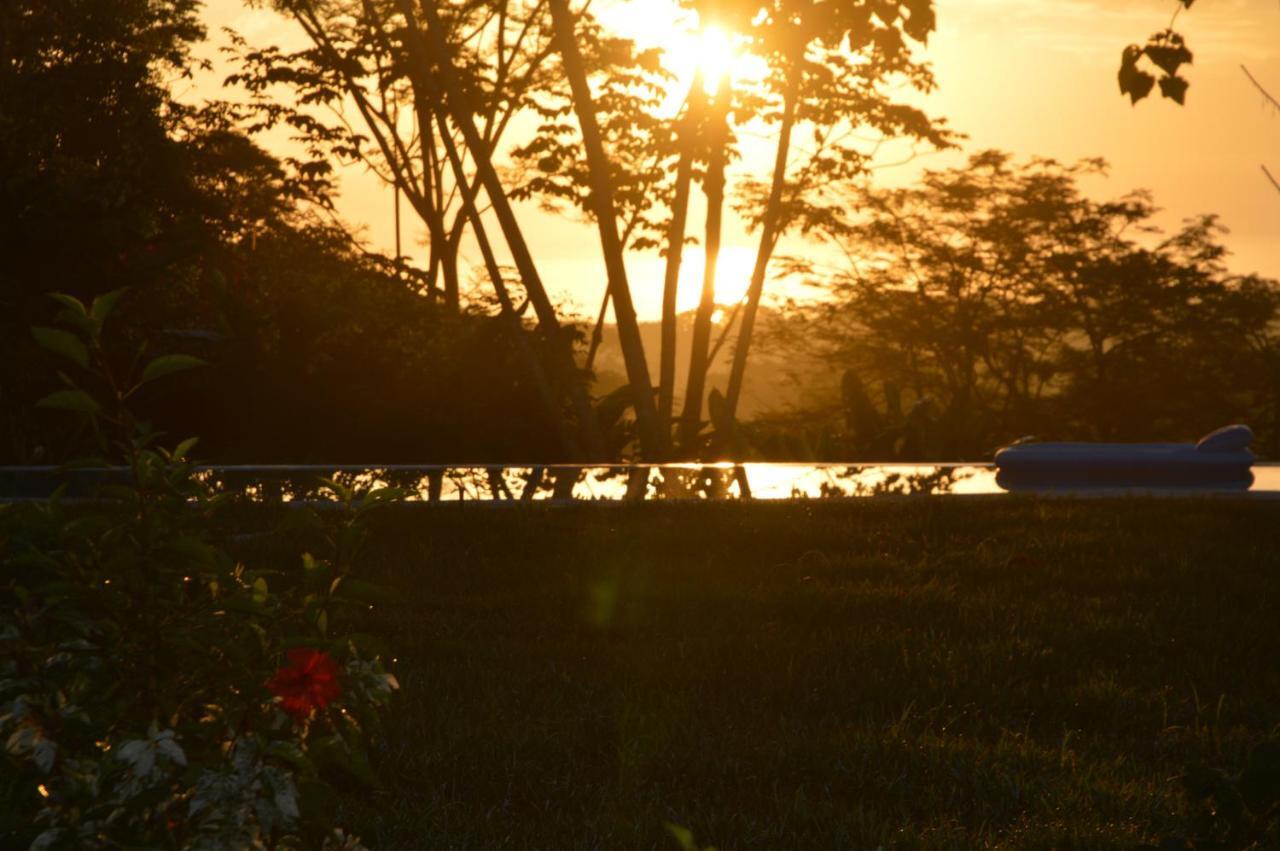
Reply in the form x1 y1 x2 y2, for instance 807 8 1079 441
194 0 1279 320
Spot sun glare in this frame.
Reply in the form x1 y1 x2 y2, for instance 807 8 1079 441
676 246 756 312
610 4 765 111
695 25 736 94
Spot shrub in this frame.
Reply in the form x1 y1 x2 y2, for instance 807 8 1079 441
1 292 399 849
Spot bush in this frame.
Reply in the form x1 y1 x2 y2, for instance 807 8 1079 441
1 293 399 849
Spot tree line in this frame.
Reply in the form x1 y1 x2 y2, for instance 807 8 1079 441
753 152 1280 461
4 0 956 463
2 0 1274 464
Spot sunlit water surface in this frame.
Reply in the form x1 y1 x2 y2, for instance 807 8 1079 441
181 462 1280 502
3 463 1278 503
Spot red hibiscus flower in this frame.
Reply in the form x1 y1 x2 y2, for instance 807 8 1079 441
268 648 342 720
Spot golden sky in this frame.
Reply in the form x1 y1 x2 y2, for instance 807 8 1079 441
194 0 1280 320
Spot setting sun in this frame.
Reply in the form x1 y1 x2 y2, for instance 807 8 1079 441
693 25 735 93
675 245 756 312
613 7 765 109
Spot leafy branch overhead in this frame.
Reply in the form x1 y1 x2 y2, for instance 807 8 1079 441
1119 26 1193 105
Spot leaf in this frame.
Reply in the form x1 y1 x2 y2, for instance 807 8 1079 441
664 822 698 851
1144 43 1193 77
309 735 378 787
172 437 199 461
267 740 312 772
33 739 57 773
36 390 101 416
31 327 88 368
31 830 65 851
89 288 127 324
156 737 187 767
1118 47 1156 104
116 739 155 776
140 354 206 384
1158 74 1189 105
47 293 86 316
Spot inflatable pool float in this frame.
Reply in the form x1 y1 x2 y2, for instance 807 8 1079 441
994 425 1255 489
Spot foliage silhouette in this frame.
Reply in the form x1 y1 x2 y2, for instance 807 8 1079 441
762 151 1280 459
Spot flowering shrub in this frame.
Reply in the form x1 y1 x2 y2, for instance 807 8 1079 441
269 649 345 722
1 292 400 849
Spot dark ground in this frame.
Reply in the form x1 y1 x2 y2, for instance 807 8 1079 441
309 499 1279 849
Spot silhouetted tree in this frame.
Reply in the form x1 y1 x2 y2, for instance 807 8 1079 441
765 151 1280 457
0 0 608 464
687 0 953 456
0 0 207 458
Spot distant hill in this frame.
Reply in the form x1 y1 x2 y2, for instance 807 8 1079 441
587 308 834 421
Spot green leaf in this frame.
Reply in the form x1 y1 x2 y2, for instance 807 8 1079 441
162 535 217 570
266 741 313 773
89 288 127 324
140 354 206 385
309 736 378 788
664 822 698 851
172 437 199 461
48 293 86 316
36 390 101 416
31 327 89 368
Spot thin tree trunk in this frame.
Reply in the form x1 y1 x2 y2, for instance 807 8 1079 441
584 285 610 374
398 0 605 459
547 0 667 460
657 77 703 439
429 103 584 461
719 59 802 453
414 102 451 308
440 218 464 311
678 73 731 455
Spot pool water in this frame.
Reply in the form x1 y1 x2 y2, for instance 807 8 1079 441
4 463 1277 502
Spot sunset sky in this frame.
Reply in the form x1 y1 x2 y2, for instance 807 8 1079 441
194 0 1279 320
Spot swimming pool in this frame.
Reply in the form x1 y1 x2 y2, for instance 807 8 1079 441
3 463 1279 502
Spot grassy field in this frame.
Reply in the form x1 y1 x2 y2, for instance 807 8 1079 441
290 498 1280 849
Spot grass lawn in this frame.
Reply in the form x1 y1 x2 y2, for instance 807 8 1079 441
285 498 1279 849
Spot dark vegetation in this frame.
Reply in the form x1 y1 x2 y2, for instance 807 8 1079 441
226 499 1280 849
0 0 580 464
754 153 1280 461
1 299 401 849
4 1 1280 848
3 0 1277 465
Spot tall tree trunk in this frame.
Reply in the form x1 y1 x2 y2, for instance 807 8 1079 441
413 100 451 308
584 285 610 374
547 0 667 460
440 218 463 311
719 58 802 453
397 0 605 459
657 77 703 439
678 72 731 455
430 103 583 460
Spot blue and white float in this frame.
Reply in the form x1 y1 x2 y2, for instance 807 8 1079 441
994 424 1256 489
